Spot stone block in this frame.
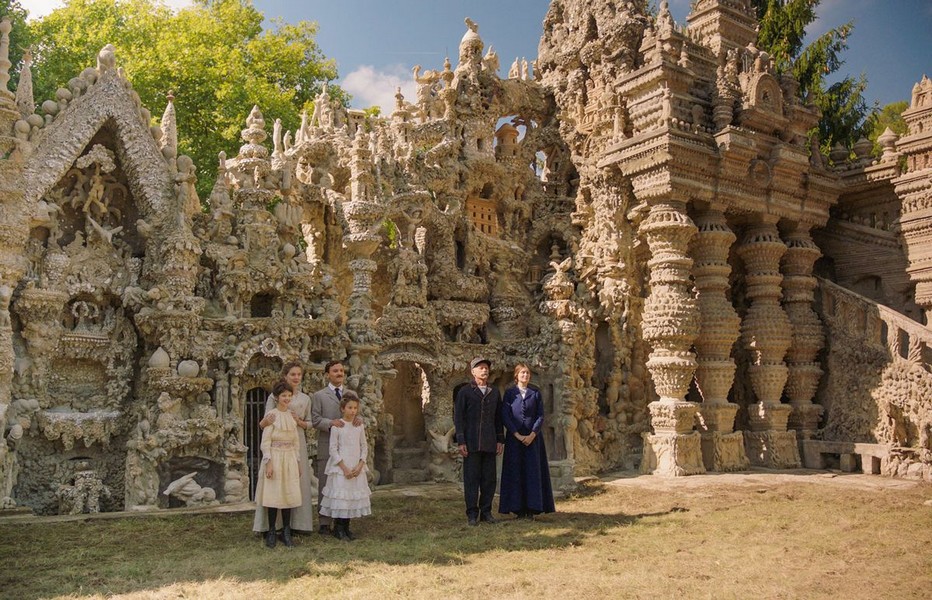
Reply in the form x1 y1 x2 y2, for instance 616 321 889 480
641 431 705 476
700 431 749 472
745 430 800 468
860 454 881 475
839 453 857 472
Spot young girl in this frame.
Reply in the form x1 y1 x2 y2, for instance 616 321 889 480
319 390 371 541
254 380 303 548
253 361 315 535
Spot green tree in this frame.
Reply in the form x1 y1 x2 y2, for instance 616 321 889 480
29 0 343 196
0 0 33 90
752 0 874 152
863 100 907 160
867 100 907 140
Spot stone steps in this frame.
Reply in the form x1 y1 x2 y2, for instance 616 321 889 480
391 468 429 484
392 446 426 470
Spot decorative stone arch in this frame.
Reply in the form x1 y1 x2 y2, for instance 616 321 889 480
747 72 784 117
21 73 175 225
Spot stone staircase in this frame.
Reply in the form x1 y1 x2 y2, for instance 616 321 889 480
390 436 429 485
814 278 932 482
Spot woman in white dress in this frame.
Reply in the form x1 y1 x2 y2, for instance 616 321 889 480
320 390 371 541
253 361 316 536
254 380 303 548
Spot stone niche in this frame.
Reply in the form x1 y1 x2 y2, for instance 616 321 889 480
157 456 224 508
378 361 430 485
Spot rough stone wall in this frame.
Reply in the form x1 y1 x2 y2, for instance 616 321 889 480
818 279 932 480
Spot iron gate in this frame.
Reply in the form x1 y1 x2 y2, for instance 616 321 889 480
244 386 269 500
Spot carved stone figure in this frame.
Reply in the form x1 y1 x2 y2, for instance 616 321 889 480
163 472 217 507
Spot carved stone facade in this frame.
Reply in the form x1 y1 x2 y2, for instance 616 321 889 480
0 3 930 514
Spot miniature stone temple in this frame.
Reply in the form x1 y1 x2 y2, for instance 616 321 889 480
0 2 930 515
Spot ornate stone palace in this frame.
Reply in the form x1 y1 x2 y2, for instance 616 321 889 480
0 1 930 515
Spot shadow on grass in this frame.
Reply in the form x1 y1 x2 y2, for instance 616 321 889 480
0 481 683 599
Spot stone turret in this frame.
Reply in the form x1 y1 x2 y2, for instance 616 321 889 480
894 75 932 322
687 0 758 57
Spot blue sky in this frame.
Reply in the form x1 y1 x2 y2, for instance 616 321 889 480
252 0 932 114
27 0 932 114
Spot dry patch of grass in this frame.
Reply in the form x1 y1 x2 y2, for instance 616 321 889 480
1 474 930 600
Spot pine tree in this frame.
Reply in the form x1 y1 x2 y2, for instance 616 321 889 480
752 0 873 152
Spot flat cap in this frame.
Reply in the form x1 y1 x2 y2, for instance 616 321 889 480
470 357 492 369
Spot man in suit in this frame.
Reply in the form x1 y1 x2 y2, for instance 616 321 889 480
454 357 504 526
311 360 360 535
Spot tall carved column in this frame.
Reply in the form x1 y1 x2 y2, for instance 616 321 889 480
781 225 824 440
639 200 705 476
736 218 799 467
692 208 748 471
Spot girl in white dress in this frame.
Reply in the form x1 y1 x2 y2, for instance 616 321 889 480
253 361 316 535
255 380 303 548
320 390 371 541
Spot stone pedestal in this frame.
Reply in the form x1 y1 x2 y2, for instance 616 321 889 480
697 402 748 471
640 400 706 476
642 431 705 476
548 459 577 494
745 430 801 468
701 431 748 472
745 402 799 467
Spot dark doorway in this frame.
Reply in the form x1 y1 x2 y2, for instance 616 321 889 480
244 386 269 500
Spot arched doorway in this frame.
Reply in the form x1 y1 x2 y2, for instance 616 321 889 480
244 386 269 500
377 361 430 484
238 353 282 500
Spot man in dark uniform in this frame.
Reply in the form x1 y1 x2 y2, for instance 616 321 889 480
454 357 504 526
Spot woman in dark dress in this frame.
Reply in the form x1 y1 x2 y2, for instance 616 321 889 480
499 364 555 519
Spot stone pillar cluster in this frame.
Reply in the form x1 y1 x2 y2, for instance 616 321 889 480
639 200 705 476
692 208 748 471
781 227 825 441
736 218 800 468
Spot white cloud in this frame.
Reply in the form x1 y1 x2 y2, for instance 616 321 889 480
26 0 194 20
24 0 62 20
341 64 418 116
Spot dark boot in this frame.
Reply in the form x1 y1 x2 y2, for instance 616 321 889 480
282 526 294 547
344 518 356 541
281 509 294 547
333 518 350 541
265 507 278 548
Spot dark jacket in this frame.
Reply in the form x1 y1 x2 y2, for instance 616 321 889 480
501 385 544 436
454 381 504 453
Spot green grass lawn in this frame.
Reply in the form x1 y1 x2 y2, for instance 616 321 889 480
1 474 930 599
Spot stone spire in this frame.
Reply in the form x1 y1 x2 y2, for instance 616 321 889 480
14 47 33 118
0 16 18 119
686 0 758 57
160 91 178 165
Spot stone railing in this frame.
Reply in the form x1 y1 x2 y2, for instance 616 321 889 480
814 278 931 482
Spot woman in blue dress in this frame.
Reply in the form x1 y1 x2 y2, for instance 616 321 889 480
499 363 555 519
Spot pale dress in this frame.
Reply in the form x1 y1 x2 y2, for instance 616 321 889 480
252 392 316 532
320 420 372 519
254 409 302 510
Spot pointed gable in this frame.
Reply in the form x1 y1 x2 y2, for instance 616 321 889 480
21 70 174 224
